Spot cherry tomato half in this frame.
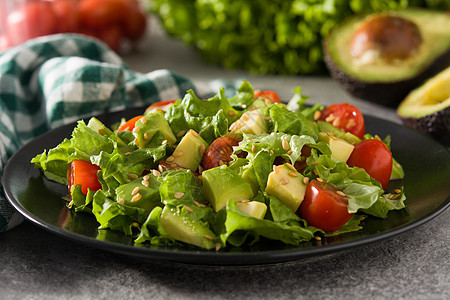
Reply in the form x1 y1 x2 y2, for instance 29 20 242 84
346 139 393 190
254 90 281 103
68 160 102 195
145 100 176 114
300 179 354 232
117 115 143 132
318 103 365 139
202 137 240 170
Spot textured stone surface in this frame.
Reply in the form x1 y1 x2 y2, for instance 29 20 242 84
0 209 448 300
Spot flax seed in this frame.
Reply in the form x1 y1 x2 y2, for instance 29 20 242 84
124 152 131 156
194 200 206 208
190 130 200 138
143 133 149 140
204 234 214 240
184 205 194 213
336 190 346 197
394 189 401 194
252 145 256 153
131 193 142 202
286 163 296 172
316 178 324 182
288 172 299 177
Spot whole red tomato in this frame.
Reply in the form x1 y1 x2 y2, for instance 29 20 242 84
346 139 393 189
78 0 128 29
6 2 58 44
318 103 365 139
300 179 354 232
51 0 79 33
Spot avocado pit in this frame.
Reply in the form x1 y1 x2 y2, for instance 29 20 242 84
350 15 423 64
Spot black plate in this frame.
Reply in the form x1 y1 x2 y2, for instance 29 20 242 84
3 107 450 265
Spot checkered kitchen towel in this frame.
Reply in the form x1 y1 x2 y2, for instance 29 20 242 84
0 34 239 232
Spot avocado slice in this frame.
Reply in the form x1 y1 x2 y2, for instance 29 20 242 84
265 164 308 212
168 129 209 171
323 9 450 107
159 206 217 250
202 166 254 212
397 66 450 147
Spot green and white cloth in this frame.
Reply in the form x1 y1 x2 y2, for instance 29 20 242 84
0 34 236 232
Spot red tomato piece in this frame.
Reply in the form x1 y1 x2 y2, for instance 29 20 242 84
318 103 365 139
254 90 281 103
68 160 102 195
145 100 176 114
300 179 354 232
6 2 58 43
201 137 240 170
51 0 79 33
122 7 147 41
96 25 123 51
78 0 127 29
117 115 143 132
346 139 393 190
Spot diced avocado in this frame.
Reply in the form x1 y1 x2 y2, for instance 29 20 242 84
235 200 267 219
248 98 267 111
265 164 307 212
317 120 360 144
229 108 267 135
202 165 254 212
168 129 209 171
134 112 176 148
390 158 405 180
87 117 114 136
159 206 217 250
115 174 161 211
318 132 355 162
241 166 260 195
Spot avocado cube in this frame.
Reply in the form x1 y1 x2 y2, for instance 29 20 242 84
236 200 267 219
87 117 113 136
202 166 254 212
134 112 177 148
265 164 307 212
115 174 161 211
317 120 360 144
229 109 267 135
169 129 209 171
160 207 216 249
318 132 355 162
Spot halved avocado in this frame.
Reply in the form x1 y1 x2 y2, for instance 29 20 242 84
397 66 450 147
323 9 450 107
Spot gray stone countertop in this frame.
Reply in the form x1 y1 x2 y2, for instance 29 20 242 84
1 18 449 300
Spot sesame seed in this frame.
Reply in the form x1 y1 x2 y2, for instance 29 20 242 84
176 130 186 138
264 99 272 106
143 133 149 140
389 194 395 199
132 126 140 133
303 177 310 184
395 163 401 168
134 139 139 146
287 150 293 155
118 198 125 204
280 177 290 185
282 138 289 150
141 180 149 187
204 234 214 240
131 186 140 195
173 151 184 157
286 163 296 172
315 236 322 241
98 129 107 136
124 152 131 156
174 192 184 199
288 172 299 177
121 126 130 132
184 205 194 213
162 140 168 145
252 145 256 153
140 117 147 124
336 190 346 197
131 193 142 202
394 189 401 194
270 150 274 155
166 156 175 162
391 193 401 200
128 173 138 180
143 175 150 181
194 200 206 208
152 170 161 177
314 111 321 121
190 130 200 138
199 144 206 156
215 243 222 251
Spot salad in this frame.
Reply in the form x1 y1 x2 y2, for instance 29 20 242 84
31 81 406 250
